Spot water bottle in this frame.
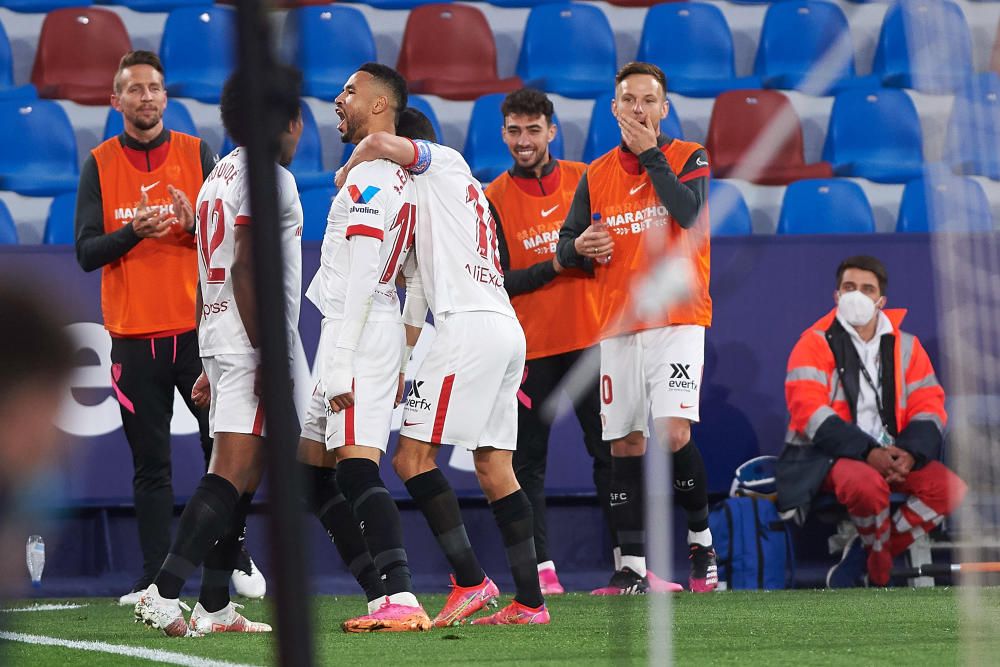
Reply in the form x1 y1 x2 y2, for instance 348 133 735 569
26 535 45 588
593 222 612 265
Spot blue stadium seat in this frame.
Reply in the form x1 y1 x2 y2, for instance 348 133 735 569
822 89 924 183
0 99 78 196
0 19 36 100
159 7 235 103
708 180 752 236
44 191 76 244
754 0 879 96
945 84 1000 180
637 3 760 98
107 0 204 12
282 5 375 101
516 3 616 99
464 92 564 183
0 0 91 12
582 96 683 164
777 179 875 234
102 99 198 140
299 185 336 241
0 199 16 244
287 101 332 191
897 172 993 232
872 0 974 94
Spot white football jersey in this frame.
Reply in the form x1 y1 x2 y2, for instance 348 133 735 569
408 141 515 319
196 147 303 357
305 159 417 322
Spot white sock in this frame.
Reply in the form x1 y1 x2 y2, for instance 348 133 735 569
367 597 384 614
388 592 419 608
613 546 622 572
621 555 647 577
537 560 556 573
689 528 712 547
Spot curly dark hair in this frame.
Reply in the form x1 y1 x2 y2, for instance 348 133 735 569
500 88 554 124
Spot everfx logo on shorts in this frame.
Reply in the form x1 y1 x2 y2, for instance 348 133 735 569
406 380 432 412
668 363 698 391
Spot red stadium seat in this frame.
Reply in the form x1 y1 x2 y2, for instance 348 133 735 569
30 8 132 106
705 89 832 185
396 4 522 101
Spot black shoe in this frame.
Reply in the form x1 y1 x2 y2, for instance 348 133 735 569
605 567 650 595
688 544 718 592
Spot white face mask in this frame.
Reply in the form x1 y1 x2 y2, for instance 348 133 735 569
837 290 877 327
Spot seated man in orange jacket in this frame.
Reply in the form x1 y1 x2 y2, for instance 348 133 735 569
776 255 966 587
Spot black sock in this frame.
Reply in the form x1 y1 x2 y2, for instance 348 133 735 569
302 463 384 602
336 458 412 596
611 456 645 561
405 469 484 587
673 440 710 534
154 474 239 600
199 492 252 612
491 490 544 609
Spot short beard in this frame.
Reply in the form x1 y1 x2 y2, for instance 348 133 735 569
128 114 161 132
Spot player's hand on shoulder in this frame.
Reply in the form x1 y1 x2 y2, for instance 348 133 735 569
334 167 347 189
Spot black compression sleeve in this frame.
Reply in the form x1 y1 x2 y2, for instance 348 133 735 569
75 155 141 272
556 172 594 271
492 200 558 297
640 148 708 229
199 140 216 180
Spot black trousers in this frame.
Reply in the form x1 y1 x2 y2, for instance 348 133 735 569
513 347 613 564
110 330 212 586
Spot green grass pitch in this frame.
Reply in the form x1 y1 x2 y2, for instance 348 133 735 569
2 588 998 665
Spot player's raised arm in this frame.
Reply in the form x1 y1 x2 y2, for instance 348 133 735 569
336 131 420 186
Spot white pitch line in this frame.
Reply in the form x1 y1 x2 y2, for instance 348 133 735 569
1 603 88 613
0 632 262 667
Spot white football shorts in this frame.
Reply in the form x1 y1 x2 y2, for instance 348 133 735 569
300 317 404 452
599 324 705 440
400 311 525 451
203 353 264 438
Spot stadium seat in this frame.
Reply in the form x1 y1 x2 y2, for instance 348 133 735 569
777 179 875 234
822 89 924 183
397 5 522 101
407 95 445 144
897 172 993 233
516 3 616 99
159 7 235 103
484 0 560 7
582 96 683 164
31 8 132 106
605 0 660 5
299 185 336 241
0 0 90 12
0 99 78 196
754 0 879 96
705 90 833 185
872 0 974 94
110 0 205 12
287 101 332 191
0 19 36 100
102 99 198 140
0 199 16 244
342 0 448 8
43 191 76 244
282 5 375 100
464 92 564 183
708 180 752 236
637 3 761 98
944 84 1000 180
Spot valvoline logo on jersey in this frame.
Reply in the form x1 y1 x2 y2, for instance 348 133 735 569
348 185 380 204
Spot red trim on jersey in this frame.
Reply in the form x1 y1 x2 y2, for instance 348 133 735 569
251 400 265 436
431 374 456 444
403 138 419 170
346 224 384 241
235 215 252 226
679 167 710 183
345 380 356 445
